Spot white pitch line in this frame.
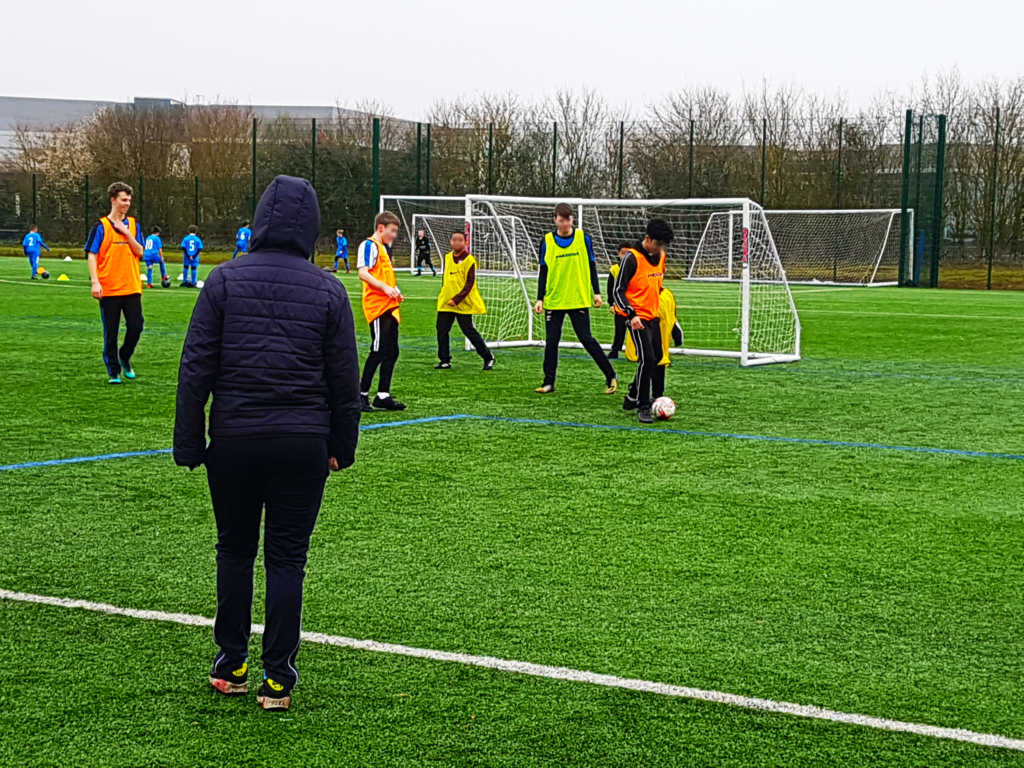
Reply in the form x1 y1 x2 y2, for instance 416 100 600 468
1 589 1022 752
789 287 856 294
797 308 1024 321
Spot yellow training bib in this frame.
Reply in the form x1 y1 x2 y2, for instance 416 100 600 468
626 289 679 366
436 252 486 315
542 229 592 310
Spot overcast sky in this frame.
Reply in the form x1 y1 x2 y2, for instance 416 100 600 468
3 0 1020 117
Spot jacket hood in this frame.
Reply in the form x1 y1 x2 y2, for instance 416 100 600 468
249 175 321 257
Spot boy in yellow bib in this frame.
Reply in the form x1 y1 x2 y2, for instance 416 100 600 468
606 241 633 359
533 203 618 394
435 230 495 371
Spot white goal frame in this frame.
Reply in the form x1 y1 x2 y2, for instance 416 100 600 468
688 208 913 287
381 196 465 274
381 194 801 366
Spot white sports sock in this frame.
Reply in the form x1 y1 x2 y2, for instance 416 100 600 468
376 392 389 400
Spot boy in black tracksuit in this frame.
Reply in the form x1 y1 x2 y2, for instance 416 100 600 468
415 230 436 276
614 219 675 423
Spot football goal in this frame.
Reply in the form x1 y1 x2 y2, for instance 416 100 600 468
382 194 801 366
688 208 912 287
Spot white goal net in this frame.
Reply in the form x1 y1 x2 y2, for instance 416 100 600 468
764 209 912 286
382 194 802 366
384 196 466 273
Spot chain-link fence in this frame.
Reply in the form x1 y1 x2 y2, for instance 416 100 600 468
0 106 1021 287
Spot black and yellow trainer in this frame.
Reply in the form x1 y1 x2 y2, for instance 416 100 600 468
209 661 249 696
257 677 292 711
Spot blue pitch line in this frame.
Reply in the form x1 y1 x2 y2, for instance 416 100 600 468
0 417 471 473
359 414 470 431
0 448 173 472
5 412 1022 472
463 416 1024 460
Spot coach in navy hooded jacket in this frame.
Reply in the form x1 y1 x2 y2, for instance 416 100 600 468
173 175 361 707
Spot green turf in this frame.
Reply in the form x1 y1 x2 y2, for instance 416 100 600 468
1 254 1024 766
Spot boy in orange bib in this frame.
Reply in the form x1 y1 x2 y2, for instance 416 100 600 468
357 211 406 412
85 182 146 384
613 219 675 424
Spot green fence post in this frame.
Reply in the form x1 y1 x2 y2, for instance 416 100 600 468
488 122 494 195
193 176 200 226
551 122 558 197
912 115 924 224
416 123 423 195
899 109 913 286
251 118 258 216
930 115 947 289
311 118 317 190
688 120 695 198
833 118 844 282
760 117 767 205
617 121 625 198
31 173 37 225
84 175 90 243
426 123 432 195
835 118 844 208
987 106 1001 290
372 117 381 215
138 177 144 229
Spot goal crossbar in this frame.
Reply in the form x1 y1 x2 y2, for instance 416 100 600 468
381 194 802 366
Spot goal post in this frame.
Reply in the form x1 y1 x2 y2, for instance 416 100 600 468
765 209 913 286
380 195 465 273
413 211 538 348
462 194 800 366
380 194 801 365
687 208 914 287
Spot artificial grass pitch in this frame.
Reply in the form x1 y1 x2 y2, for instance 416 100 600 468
1 254 1024 766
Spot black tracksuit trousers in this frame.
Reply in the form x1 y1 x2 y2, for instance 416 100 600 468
206 436 329 689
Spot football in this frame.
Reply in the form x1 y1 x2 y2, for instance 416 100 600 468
652 397 676 421
161 276 171 288
41 270 50 280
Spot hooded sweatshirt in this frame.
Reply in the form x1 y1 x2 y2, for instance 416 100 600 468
173 175 361 468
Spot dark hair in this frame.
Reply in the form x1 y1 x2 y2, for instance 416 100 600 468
554 203 574 220
617 240 634 252
376 211 400 229
646 218 674 244
151 226 161 235
188 225 198 234
108 181 133 200
30 224 38 231
450 230 466 239
241 221 250 228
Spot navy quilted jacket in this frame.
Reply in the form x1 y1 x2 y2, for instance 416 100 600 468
173 175 361 468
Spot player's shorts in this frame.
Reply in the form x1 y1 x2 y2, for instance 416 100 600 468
183 256 200 267
144 256 163 264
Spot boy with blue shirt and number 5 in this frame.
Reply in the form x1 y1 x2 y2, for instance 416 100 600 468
144 227 169 288
23 226 50 279
232 222 251 259
335 229 349 272
180 225 204 287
